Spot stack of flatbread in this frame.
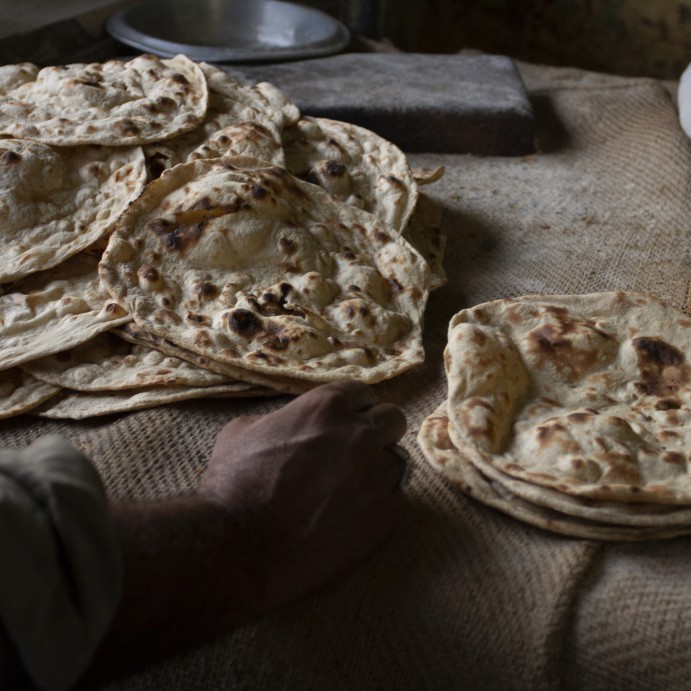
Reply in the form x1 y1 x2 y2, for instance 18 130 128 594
0 54 442 419
418 291 691 540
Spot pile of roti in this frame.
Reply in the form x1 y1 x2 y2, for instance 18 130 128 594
418 291 691 540
0 54 442 420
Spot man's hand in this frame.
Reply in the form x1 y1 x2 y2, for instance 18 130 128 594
200 380 407 607
83 382 407 685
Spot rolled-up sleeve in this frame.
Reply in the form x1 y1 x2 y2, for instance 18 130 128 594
0 435 121 691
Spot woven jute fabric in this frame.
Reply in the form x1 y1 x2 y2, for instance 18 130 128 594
1 60 690 689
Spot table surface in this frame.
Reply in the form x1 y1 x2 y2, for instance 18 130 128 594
0 52 690 690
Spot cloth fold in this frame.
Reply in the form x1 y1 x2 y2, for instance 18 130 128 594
0 436 121 691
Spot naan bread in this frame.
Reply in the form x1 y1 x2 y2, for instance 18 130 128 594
401 192 446 291
418 404 691 541
32 382 272 420
0 63 38 92
0 139 146 283
0 368 60 419
114 322 312 395
283 116 418 232
20 331 245 392
445 292 691 504
144 63 296 176
100 157 429 384
202 63 299 130
0 249 131 369
0 54 208 145
413 166 445 186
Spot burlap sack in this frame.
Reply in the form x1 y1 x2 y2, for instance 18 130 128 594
0 59 689 690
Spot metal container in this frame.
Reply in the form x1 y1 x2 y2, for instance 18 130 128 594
106 0 350 63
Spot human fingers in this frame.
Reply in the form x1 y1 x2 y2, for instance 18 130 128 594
370 443 413 492
361 402 407 447
306 379 377 413
353 403 408 492
389 444 412 488
213 414 261 446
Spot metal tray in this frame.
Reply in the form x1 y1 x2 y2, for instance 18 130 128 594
106 0 350 63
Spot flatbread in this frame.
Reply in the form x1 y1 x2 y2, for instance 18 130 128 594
32 382 273 420
0 368 61 419
144 62 295 176
445 291 691 505
418 404 691 541
19 331 247 392
114 322 312 395
99 156 429 384
203 64 299 130
424 402 691 528
0 249 131 369
413 166 445 186
401 192 446 291
0 54 208 146
282 116 418 232
0 139 146 283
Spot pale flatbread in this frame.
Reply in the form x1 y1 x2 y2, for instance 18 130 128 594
114 322 312 395
445 291 691 505
0 63 38 93
0 54 208 145
144 63 295 176
32 382 273 420
0 249 131 369
203 64 299 130
100 157 429 384
20 331 245 392
418 404 691 541
423 403 691 528
401 192 446 291
413 166 445 186
0 368 61 419
282 116 418 232
0 139 146 283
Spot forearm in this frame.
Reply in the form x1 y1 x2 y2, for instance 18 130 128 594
80 381 406 685
81 497 266 685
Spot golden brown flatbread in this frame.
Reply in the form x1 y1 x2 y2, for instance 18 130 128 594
20 331 248 392
144 62 295 176
99 156 430 384
0 249 131 369
0 138 146 283
283 116 418 232
32 382 273 420
0 54 208 145
444 291 691 505
0 368 60 419
418 404 691 541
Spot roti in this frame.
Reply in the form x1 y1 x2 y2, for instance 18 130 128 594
418 404 691 541
114 322 312 395
0 249 131 369
99 156 430 384
0 368 60 419
401 192 446 291
19 331 246 392
32 381 273 420
0 138 146 283
202 63 299 131
444 291 691 504
283 116 418 232
0 54 208 146
144 62 294 176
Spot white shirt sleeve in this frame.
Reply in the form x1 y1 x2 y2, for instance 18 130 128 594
678 62 691 138
0 435 121 691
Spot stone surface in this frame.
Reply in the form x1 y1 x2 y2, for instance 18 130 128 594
223 53 535 155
